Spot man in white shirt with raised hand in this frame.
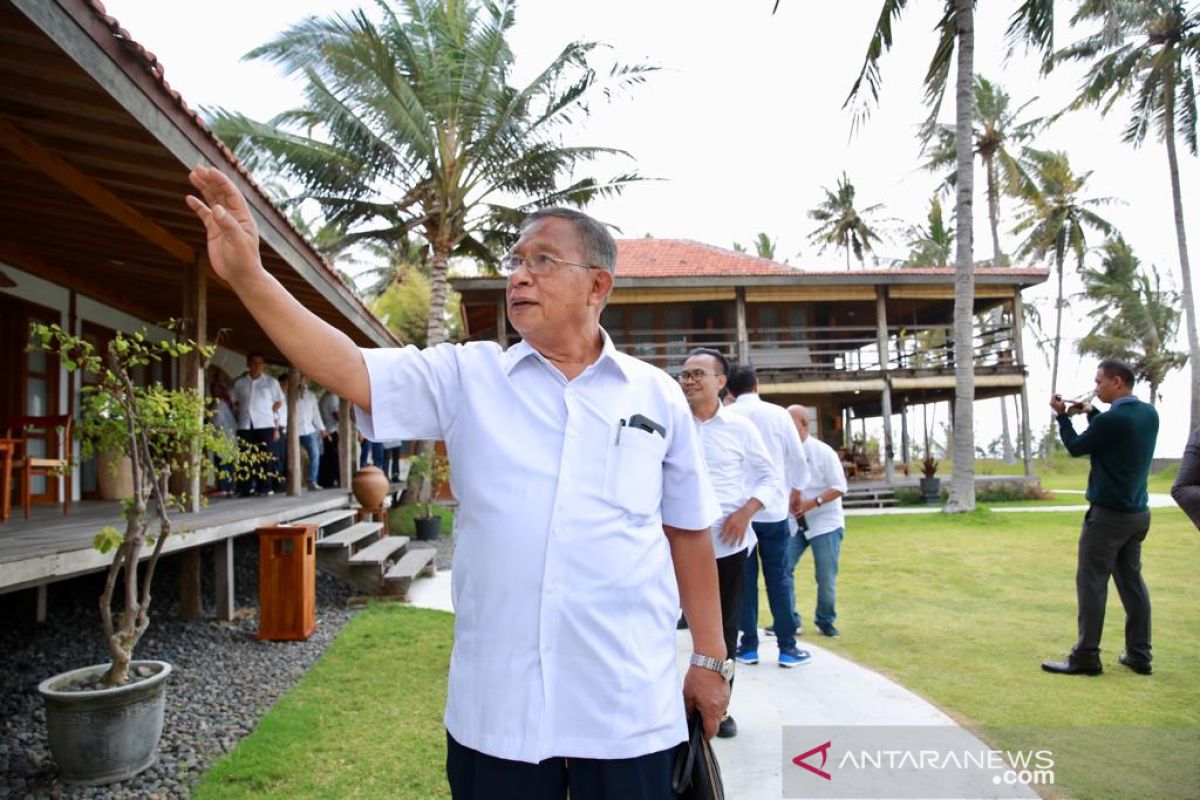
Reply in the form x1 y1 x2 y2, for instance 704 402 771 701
680 348 780 738
724 364 812 668
187 166 729 800
787 405 848 639
230 352 283 496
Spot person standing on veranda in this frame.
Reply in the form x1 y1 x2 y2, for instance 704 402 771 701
185 166 729 800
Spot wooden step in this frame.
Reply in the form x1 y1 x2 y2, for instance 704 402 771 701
316 521 383 550
348 535 411 565
382 546 437 599
289 508 357 534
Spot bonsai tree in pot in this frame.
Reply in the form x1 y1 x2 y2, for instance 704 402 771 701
31 322 267 785
408 449 450 541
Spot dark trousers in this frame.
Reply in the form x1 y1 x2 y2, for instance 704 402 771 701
446 733 675 800
236 428 276 495
318 432 340 487
1072 505 1152 665
716 548 748 663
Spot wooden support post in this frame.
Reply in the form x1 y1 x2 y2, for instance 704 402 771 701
181 257 207 513
338 397 355 490
286 367 301 497
1012 291 1035 478
496 296 509 347
35 583 47 624
875 288 895 483
180 549 202 620
214 537 235 622
900 403 910 469
735 287 749 364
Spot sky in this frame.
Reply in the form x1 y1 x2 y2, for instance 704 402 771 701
102 0 1197 457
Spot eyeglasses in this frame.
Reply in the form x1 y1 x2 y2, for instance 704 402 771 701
498 252 603 276
677 369 717 383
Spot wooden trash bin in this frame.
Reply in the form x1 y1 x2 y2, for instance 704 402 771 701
257 524 316 641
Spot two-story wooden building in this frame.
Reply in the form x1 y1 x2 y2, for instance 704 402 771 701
452 238 1049 481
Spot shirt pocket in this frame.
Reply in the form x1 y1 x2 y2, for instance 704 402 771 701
605 423 668 517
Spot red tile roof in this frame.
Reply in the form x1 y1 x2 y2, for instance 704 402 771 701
615 239 1048 279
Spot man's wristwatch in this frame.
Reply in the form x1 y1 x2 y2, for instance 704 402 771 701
690 653 735 682
815 496 824 507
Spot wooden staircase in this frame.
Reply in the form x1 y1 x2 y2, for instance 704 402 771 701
842 486 899 510
288 508 437 600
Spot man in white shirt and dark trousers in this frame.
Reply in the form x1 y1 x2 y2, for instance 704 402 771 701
230 352 284 496
724 364 813 668
187 166 731 800
318 390 340 487
787 405 848 638
681 349 779 739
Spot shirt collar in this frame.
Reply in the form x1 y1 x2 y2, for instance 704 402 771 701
694 400 729 425
733 393 760 406
503 327 631 382
1111 395 1139 406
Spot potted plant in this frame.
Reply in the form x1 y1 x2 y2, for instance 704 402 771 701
30 322 266 785
408 449 450 541
919 454 942 505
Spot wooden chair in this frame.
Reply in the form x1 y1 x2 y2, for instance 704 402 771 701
4 415 72 519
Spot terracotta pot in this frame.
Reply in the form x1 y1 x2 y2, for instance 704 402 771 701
352 466 389 510
96 450 134 501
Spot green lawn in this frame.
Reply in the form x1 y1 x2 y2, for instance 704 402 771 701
786 506 1200 799
193 604 454 800
193 505 1197 799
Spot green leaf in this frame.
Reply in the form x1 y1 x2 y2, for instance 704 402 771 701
93 526 124 554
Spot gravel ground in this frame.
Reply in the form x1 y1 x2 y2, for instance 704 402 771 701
0 535 357 799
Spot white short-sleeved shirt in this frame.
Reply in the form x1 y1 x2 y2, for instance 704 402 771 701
801 436 848 537
727 393 809 522
694 403 778 558
231 373 283 430
356 331 719 763
294 391 324 437
319 391 340 433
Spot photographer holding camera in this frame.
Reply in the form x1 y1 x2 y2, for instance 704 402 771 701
1042 359 1159 677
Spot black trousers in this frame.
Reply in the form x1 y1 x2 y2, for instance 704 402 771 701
236 428 276 495
1072 505 1152 665
716 548 748 663
446 733 675 800
318 431 340 487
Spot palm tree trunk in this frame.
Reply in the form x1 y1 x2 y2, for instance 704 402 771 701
1050 255 1064 398
1163 66 1200 432
946 0 976 513
426 241 451 347
986 156 1003 267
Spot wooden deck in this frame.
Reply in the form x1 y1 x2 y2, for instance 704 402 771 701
0 490 353 594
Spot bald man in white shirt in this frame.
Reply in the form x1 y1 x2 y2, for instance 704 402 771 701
187 167 729 800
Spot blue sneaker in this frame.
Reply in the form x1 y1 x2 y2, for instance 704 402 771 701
779 648 813 668
735 647 759 665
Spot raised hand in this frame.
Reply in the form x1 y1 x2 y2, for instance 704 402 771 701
185 166 262 283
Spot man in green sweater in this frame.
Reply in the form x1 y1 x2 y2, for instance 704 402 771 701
1043 359 1159 677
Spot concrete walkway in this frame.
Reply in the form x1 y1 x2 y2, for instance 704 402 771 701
406 571 1035 798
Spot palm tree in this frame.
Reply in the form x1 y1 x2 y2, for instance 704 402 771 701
807 173 885 269
922 75 1040 464
922 75 1040 268
844 0 979 511
1011 149 1117 397
903 194 954 266
1052 1 1200 431
754 233 778 260
208 0 653 347
1079 237 1188 405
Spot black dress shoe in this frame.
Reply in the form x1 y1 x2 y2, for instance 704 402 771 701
717 715 737 738
1118 652 1153 675
1042 658 1103 676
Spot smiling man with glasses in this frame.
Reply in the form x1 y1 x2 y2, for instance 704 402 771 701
186 168 727 800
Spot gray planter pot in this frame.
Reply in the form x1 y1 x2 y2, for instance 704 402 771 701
415 516 442 541
919 477 942 505
38 661 172 786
